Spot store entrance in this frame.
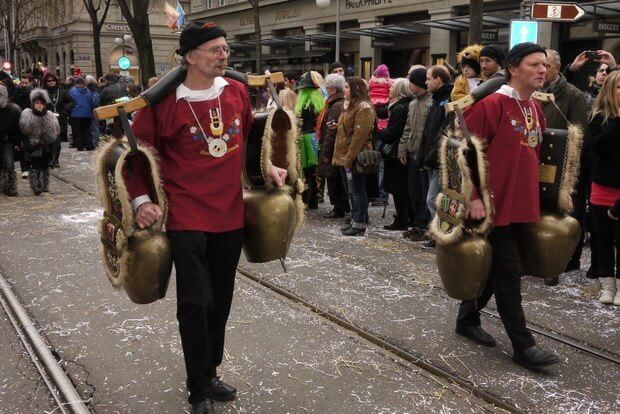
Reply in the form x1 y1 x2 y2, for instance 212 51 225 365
382 49 428 77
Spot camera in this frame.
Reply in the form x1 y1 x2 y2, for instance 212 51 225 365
585 50 600 60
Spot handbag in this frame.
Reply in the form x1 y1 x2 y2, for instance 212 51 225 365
374 137 396 159
342 119 381 175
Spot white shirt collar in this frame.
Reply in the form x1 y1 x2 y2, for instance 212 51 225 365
495 84 531 100
176 76 229 102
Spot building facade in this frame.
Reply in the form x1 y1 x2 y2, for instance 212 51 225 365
1 0 185 82
187 0 620 78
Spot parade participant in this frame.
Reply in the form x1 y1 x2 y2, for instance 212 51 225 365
587 70 620 305
376 78 413 231
333 76 375 236
317 73 349 219
542 50 589 285
455 43 560 370
42 72 74 167
399 67 432 241
18 88 60 195
419 65 453 249
0 85 21 196
295 71 325 210
122 21 287 414
479 45 505 80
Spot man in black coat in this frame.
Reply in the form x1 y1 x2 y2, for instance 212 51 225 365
42 72 74 167
0 85 22 196
418 65 453 248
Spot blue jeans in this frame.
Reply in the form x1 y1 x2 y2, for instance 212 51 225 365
426 169 440 218
341 167 368 228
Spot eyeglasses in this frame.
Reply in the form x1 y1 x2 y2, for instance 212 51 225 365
196 46 230 57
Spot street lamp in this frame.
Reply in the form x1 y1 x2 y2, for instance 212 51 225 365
316 0 340 63
114 34 133 71
114 34 133 56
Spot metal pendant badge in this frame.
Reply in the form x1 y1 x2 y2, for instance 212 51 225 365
209 138 228 157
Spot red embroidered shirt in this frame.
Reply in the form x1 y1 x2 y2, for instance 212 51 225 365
124 79 253 232
464 89 546 226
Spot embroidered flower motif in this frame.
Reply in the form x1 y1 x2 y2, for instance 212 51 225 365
234 119 240 126
511 119 517 126
190 126 198 134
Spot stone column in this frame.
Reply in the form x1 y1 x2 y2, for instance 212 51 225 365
429 7 458 65
358 17 382 79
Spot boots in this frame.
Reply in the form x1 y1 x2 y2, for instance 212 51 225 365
42 169 50 192
598 277 616 304
614 279 620 306
5 170 17 196
29 169 42 196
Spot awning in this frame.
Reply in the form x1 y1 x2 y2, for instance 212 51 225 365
343 23 429 38
572 0 620 18
284 32 359 43
418 14 511 31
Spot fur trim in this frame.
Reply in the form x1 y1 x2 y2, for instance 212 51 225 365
463 133 493 234
30 88 51 104
261 107 300 190
456 45 483 64
19 108 60 146
557 123 583 213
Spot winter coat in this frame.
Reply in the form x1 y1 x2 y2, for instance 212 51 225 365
19 108 60 154
0 102 22 145
100 78 127 106
316 93 344 178
376 97 412 195
451 75 481 102
12 85 33 110
587 115 620 189
419 83 453 169
369 77 392 131
398 91 431 160
332 101 375 168
69 86 95 118
542 74 588 130
45 87 74 115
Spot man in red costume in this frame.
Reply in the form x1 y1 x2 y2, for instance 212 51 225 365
124 21 287 414
455 43 560 371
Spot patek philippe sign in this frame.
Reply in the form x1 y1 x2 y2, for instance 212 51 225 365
344 0 392 11
310 44 333 53
595 21 620 34
105 24 130 32
371 39 395 48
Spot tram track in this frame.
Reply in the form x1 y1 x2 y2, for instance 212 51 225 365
0 265 91 414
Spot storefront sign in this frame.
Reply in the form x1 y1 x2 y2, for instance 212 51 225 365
105 24 130 32
480 31 498 42
275 8 301 21
310 44 334 53
371 39 395 48
75 54 91 61
595 21 620 34
273 48 290 55
345 0 392 11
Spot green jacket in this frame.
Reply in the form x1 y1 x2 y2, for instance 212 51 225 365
542 74 588 130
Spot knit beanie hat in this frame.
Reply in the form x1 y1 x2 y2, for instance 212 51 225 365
177 21 227 56
408 67 427 89
504 43 546 69
375 64 390 78
480 45 505 66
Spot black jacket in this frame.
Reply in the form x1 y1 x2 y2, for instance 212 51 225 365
12 85 32 110
588 114 620 188
0 102 22 145
100 78 127 106
45 87 74 115
376 96 412 195
419 83 453 169
317 93 344 178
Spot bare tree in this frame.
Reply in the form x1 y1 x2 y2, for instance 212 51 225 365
247 0 261 73
468 0 483 45
116 0 157 87
82 0 112 78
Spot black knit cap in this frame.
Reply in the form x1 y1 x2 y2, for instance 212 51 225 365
480 45 505 66
408 67 427 89
177 20 227 56
504 42 546 69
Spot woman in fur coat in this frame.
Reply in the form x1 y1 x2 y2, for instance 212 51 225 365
19 88 60 195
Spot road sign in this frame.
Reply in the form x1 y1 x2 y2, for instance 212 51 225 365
117 56 131 70
531 2 585 22
510 20 538 49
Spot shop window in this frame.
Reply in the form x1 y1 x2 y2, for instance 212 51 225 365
219 0 225 6
361 57 372 80
207 0 213 8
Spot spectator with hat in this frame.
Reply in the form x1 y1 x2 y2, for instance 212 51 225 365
479 44 506 80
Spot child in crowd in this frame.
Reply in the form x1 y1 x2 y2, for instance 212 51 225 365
369 64 392 131
19 89 60 195
451 44 483 102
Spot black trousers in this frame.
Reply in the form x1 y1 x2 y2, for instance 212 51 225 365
407 160 430 230
457 225 536 351
302 166 318 209
0 141 14 171
326 170 350 213
392 193 413 225
168 229 244 404
70 117 93 150
591 205 620 278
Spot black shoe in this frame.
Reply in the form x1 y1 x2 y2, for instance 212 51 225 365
586 267 599 279
455 326 496 347
512 346 560 371
564 260 580 272
206 376 237 401
544 276 559 286
340 218 352 231
342 226 365 236
191 397 215 414
85 147 95 151
403 228 427 241
421 239 436 249
77 148 84 151
324 210 345 219
383 221 408 231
